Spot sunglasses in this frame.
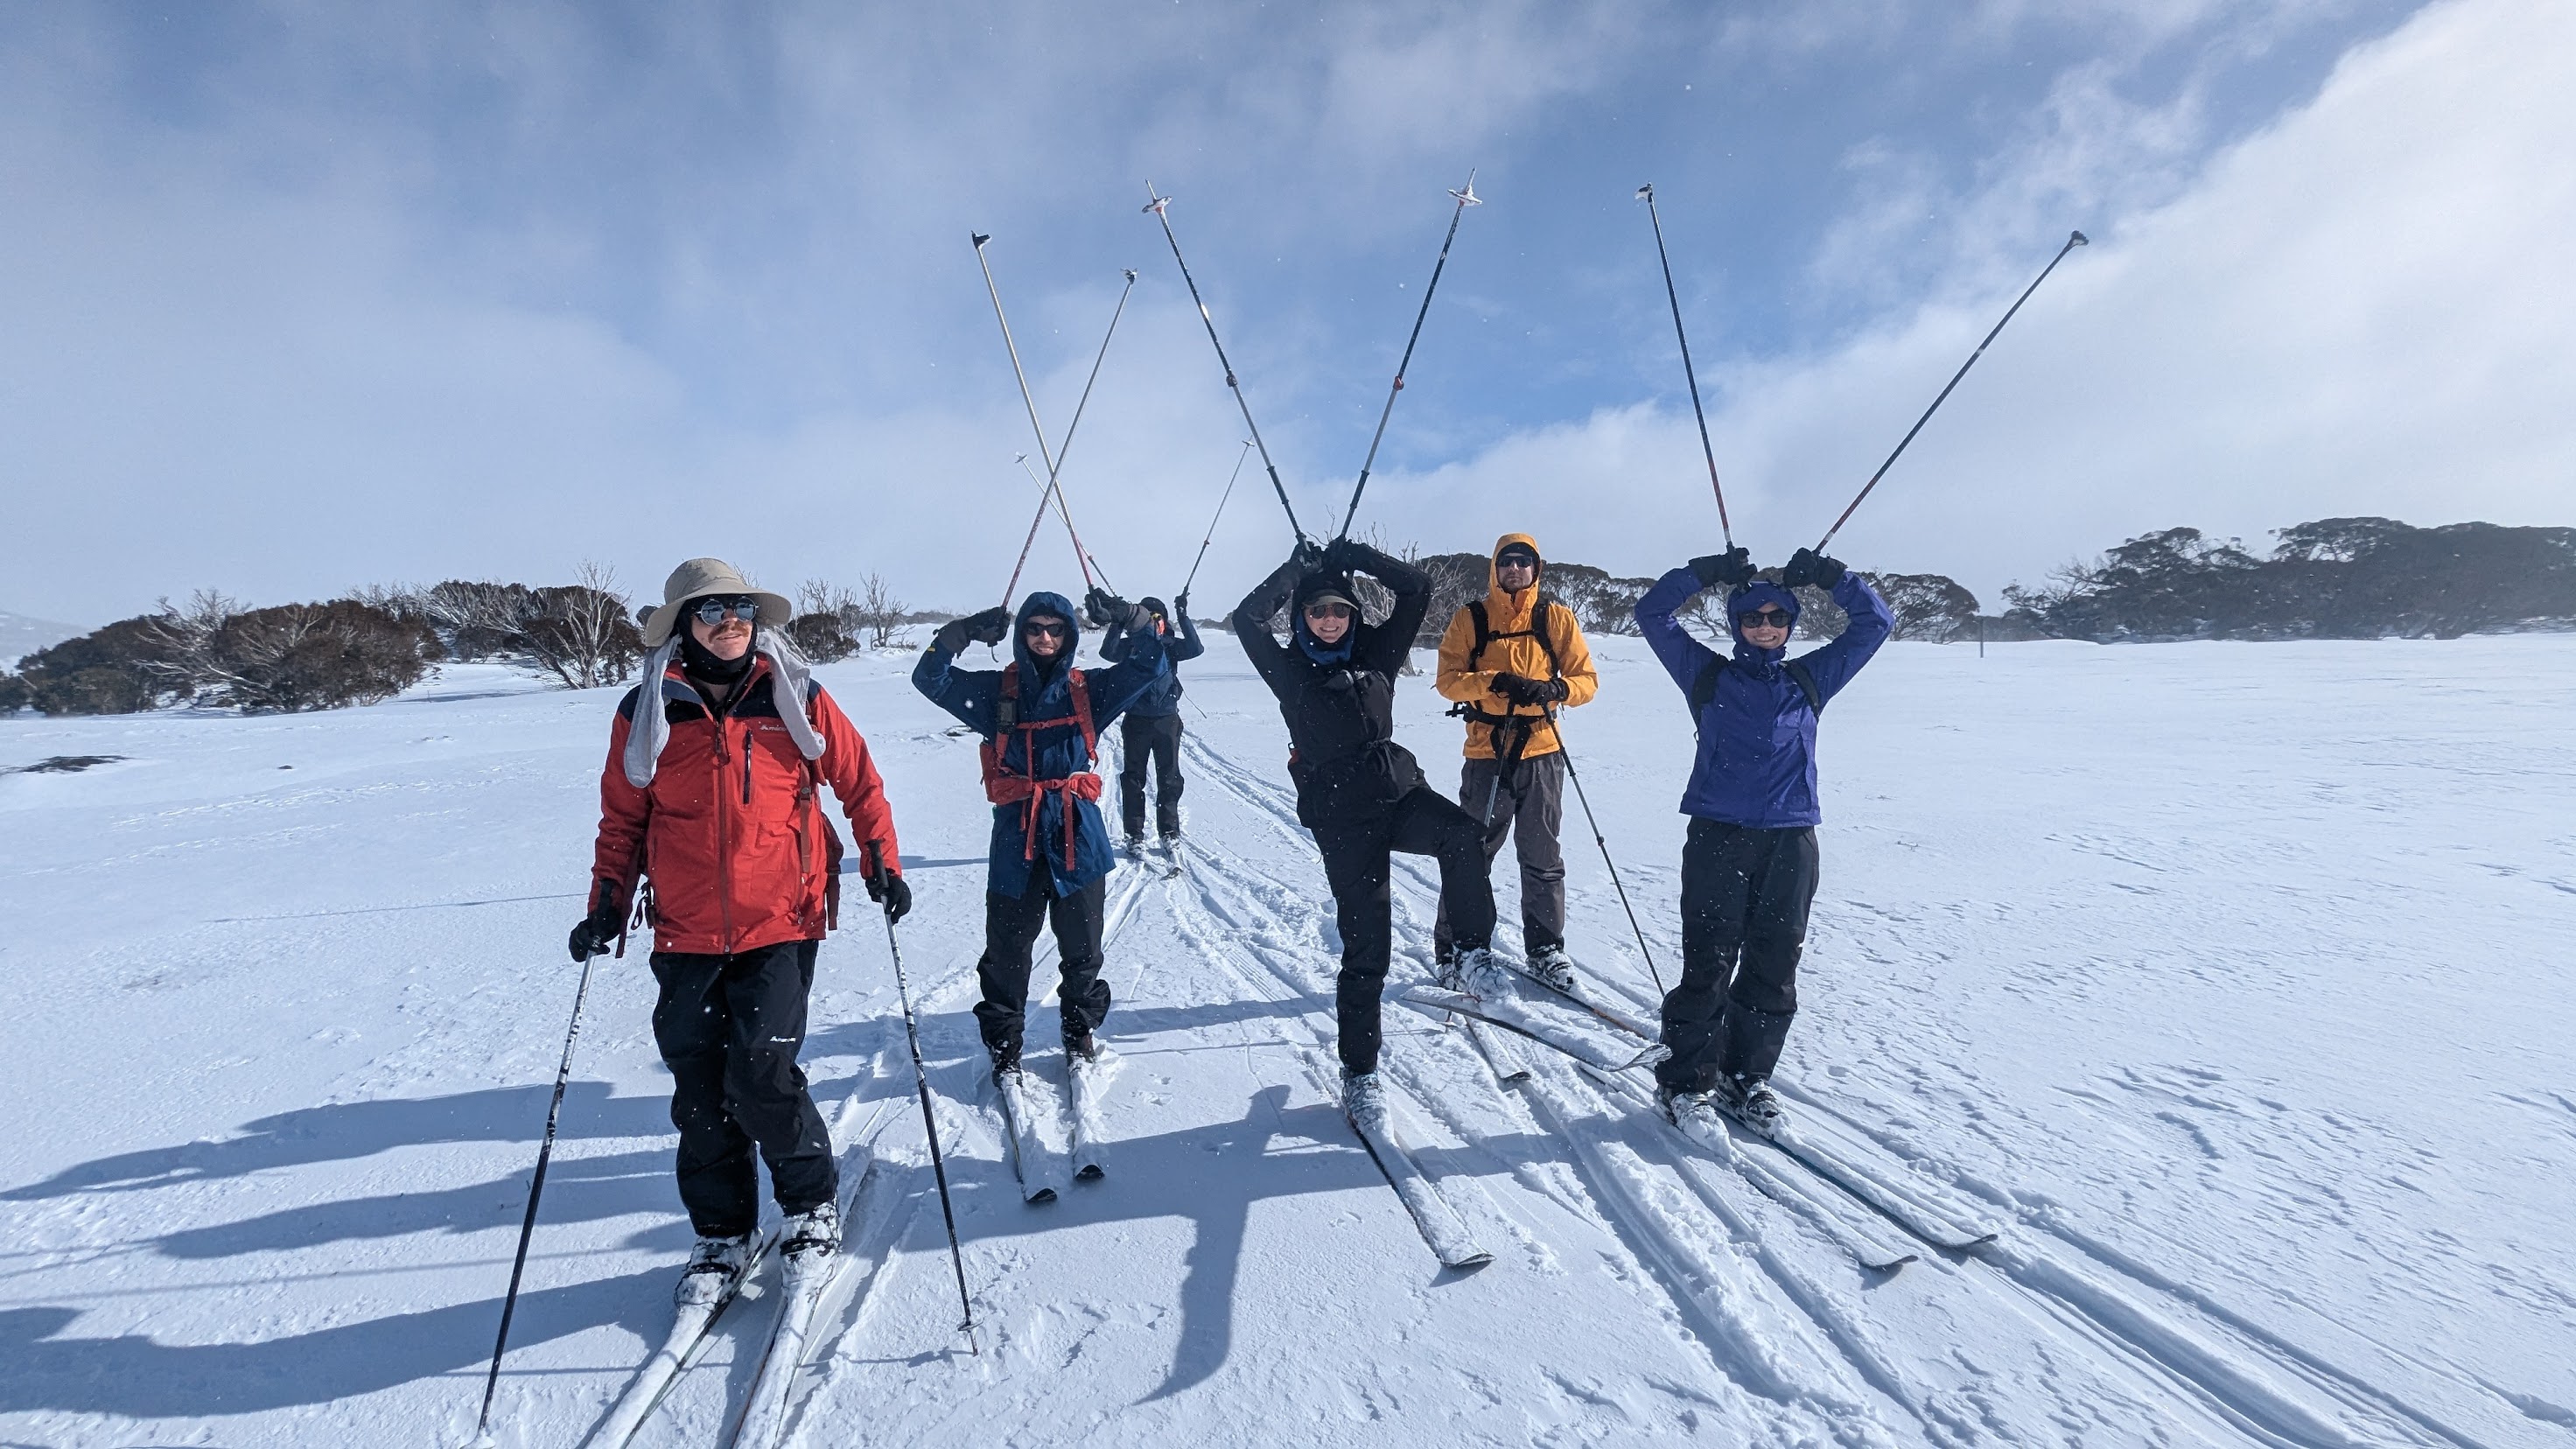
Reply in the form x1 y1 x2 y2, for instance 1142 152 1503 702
1301 601 1354 620
1024 620 1069 638
1739 608 1793 628
1496 554 1538 571
690 596 761 626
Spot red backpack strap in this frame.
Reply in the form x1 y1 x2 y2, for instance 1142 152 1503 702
1066 668 1096 759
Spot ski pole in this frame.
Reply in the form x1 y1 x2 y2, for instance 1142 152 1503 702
1334 172 1481 544
975 241 1136 599
868 844 979 1355
1179 439 1255 598
1542 709 1665 997
1635 183 1734 550
998 453 1057 613
1015 452 1114 598
1812 230 2088 553
470 951 598 1445
1143 185 1311 548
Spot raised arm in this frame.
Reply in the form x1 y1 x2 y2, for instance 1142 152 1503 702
1792 567 1894 704
1230 553 1306 694
1336 540 1432 675
1634 565 1721 694
1166 608 1206 663
912 633 1003 736
1082 594 1171 721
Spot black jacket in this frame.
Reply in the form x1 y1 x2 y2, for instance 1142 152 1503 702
1231 542 1434 829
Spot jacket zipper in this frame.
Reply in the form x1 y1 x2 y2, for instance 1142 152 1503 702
713 713 735 954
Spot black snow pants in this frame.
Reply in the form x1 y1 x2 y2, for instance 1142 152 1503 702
1433 750 1567 960
1655 818 1820 1096
1119 711 1186 841
973 858 1110 1055
1312 784 1499 1077
651 939 838 1237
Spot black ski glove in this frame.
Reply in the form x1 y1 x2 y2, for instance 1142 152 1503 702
1320 536 1362 573
1690 548 1755 590
1291 538 1326 575
1531 677 1571 704
1494 674 1566 707
1490 672 1536 705
1782 548 1847 589
1171 589 1189 618
1086 588 1135 631
566 880 624 962
864 864 913 923
964 606 1012 646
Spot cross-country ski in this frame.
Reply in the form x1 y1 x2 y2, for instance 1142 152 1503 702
18 24 2576 1445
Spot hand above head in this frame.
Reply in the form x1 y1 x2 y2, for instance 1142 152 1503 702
565 881 624 962
1781 548 1847 589
1084 587 1121 627
1171 589 1189 618
1689 547 1755 591
964 606 1012 646
1291 537 1326 574
864 864 913 923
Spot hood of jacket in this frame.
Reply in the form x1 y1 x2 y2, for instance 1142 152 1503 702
1013 590 1082 686
1725 578 1802 670
1292 570 1359 665
1483 531 1545 628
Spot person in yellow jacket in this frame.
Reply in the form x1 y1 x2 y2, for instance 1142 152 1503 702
1432 534 1600 990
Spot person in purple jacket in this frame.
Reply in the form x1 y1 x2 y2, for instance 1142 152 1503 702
1632 544 1893 1141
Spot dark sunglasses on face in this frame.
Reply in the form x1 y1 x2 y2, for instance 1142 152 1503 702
1302 602 1354 620
1024 620 1069 639
691 596 761 626
1740 608 1793 628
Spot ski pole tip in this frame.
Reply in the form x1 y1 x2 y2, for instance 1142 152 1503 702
2069 230 2090 247
1635 183 1653 200
1124 268 1138 282
971 232 990 248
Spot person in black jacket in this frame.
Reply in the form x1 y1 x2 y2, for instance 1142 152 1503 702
1232 539 1498 1132
1097 593 1205 862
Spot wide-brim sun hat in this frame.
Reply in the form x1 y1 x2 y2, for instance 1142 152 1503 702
641 557 795 646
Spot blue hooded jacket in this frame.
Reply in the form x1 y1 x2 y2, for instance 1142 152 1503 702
913 591 1168 896
1634 569 1893 829
1096 604 1204 718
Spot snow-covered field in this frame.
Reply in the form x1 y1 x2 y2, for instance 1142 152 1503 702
4 631 2572 1447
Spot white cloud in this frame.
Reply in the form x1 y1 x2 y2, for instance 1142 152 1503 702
1361 0 2576 606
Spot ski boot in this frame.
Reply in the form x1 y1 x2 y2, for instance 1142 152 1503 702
1064 1027 1101 1064
1449 946 1508 999
675 1231 760 1307
1526 944 1578 994
780 1200 840 1272
1717 1073 1787 1139
990 1040 1025 1080
1122 833 1147 864
1341 1070 1390 1137
1656 1085 1730 1153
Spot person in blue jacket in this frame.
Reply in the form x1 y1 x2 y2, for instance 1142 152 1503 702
1096 592 1204 861
914 587 1167 1077
1633 545 1892 1140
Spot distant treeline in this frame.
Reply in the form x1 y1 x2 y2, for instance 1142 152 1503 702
2003 518 2576 642
0 567 922 717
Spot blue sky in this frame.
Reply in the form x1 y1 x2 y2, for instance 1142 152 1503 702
6 0 2569 626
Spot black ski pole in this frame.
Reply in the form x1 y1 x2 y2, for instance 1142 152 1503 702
470 952 598 1445
1179 439 1256 598
1635 183 1735 550
1543 710 1665 997
1334 172 1481 544
1812 230 2088 553
1143 185 1310 548
870 844 979 1355
975 241 1136 598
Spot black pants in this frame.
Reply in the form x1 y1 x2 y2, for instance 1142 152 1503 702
1656 819 1819 1095
1312 785 1498 1077
973 858 1110 1054
1434 751 1567 959
650 940 837 1237
1119 712 1186 840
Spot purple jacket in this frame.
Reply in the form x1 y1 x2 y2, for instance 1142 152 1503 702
1634 569 1892 829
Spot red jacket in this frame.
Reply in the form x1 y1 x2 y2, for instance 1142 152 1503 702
591 659 900 956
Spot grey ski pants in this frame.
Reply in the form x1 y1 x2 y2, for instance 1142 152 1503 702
1434 750 1567 958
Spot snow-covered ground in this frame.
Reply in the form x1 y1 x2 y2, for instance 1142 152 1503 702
4 632 2572 1447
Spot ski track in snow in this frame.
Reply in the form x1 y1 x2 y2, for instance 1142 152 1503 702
2 638 2572 1446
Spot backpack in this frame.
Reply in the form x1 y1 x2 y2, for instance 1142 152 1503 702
1689 653 1823 726
1462 594 1566 679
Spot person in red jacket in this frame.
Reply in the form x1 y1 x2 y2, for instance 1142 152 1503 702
571 557 906 1306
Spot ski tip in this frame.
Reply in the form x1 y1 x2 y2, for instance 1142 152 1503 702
1441 1250 1495 1272
1075 1164 1105 1182
1026 1186 1059 1205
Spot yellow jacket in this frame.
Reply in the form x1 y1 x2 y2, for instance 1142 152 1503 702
1434 533 1599 760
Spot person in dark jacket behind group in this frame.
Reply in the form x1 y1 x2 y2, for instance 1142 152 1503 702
576 557 908 1306
1233 538 1499 1135
1633 545 1892 1142
1097 592 1204 863
914 586 1166 1079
